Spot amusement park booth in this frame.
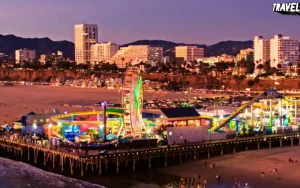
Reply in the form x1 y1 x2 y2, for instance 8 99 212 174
21 111 60 137
158 107 202 127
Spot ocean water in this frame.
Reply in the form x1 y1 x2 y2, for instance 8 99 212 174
0 157 104 188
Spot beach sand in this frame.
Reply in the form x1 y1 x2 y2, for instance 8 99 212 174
158 147 300 188
0 85 222 124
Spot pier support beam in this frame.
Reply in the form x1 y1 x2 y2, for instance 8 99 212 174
44 151 46 166
246 144 248 151
105 159 108 172
133 158 136 172
27 146 30 161
99 160 102 176
269 140 272 149
257 142 260 150
69 158 74 175
148 156 151 170
233 147 236 154
34 149 39 164
180 152 182 164
280 139 282 147
299 137 300 146
208 147 211 159
81 161 84 177
164 153 167 167
116 158 119 174
53 153 55 169
291 137 294 146
221 146 223 155
61 156 64 172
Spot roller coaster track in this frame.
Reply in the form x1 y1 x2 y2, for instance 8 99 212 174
210 90 284 132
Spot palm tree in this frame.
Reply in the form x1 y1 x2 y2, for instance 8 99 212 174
256 64 264 74
121 57 125 69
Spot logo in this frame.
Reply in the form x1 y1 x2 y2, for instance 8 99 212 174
273 3 300 15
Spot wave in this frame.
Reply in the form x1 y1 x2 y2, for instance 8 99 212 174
0 157 105 188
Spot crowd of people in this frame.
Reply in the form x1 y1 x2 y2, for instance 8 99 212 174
165 161 257 188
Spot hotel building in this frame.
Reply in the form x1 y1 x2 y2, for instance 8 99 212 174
175 46 204 62
90 42 119 64
254 36 270 65
74 24 98 64
111 45 163 68
270 34 299 68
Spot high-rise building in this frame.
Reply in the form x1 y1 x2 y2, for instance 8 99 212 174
91 42 119 64
175 46 204 62
270 34 299 68
254 36 270 66
15 49 36 64
74 24 98 64
111 45 163 68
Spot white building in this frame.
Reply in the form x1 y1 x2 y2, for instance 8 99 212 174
91 42 119 64
254 36 270 65
74 24 98 64
270 34 299 68
111 45 163 68
15 49 36 64
175 46 204 62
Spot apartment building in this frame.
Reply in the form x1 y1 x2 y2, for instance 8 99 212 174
175 46 204 62
15 49 36 64
270 34 299 68
90 42 119 64
254 36 270 65
74 24 98 64
111 45 163 68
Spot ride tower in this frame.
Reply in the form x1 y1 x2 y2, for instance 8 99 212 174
118 67 145 137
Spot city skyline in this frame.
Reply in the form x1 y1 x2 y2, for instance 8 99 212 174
0 0 300 45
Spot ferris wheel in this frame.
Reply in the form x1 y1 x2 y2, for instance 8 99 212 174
118 67 145 137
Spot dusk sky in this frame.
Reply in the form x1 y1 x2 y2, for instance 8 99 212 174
0 0 299 45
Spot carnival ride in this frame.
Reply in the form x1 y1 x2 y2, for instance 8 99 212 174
119 67 146 136
209 90 300 133
48 67 149 143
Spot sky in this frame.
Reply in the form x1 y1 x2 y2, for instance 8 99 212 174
0 0 299 45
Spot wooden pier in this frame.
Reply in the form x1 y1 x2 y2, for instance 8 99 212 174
0 132 300 178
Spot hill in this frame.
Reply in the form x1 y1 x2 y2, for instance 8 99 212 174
0 34 253 59
121 40 253 57
0 34 74 59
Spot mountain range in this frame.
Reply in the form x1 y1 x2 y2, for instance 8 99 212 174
0 34 253 59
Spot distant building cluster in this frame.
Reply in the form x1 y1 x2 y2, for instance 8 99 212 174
40 51 63 64
9 23 300 78
197 54 238 65
254 34 299 73
15 49 36 64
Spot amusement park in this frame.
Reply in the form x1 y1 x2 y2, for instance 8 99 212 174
32 66 300 147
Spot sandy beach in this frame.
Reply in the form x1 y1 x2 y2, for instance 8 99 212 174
0 85 223 124
158 147 300 188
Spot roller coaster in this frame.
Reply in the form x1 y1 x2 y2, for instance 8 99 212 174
209 89 300 132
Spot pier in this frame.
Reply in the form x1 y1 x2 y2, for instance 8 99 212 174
1 132 300 178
